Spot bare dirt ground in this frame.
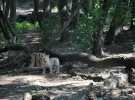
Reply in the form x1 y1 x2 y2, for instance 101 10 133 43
1 1 135 100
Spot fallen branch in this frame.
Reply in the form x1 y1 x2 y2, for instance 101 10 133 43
41 48 135 69
0 44 29 53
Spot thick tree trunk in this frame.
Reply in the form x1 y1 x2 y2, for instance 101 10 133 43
0 44 28 53
92 0 110 56
129 0 135 30
43 0 50 18
58 0 69 42
92 32 103 56
4 0 10 19
104 25 116 45
10 0 16 25
104 24 124 45
70 0 78 29
33 0 42 28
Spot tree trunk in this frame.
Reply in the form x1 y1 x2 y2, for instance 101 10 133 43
129 0 135 30
33 0 42 28
92 0 110 56
58 0 69 42
70 0 78 29
92 32 103 56
4 0 10 19
46 3 82 47
10 0 16 25
105 25 124 45
104 25 116 45
43 0 50 18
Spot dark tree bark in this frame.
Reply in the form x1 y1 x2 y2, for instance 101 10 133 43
4 0 10 19
0 19 10 40
104 25 124 45
0 9 15 40
58 0 69 42
104 1 125 45
129 0 135 30
92 0 110 56
10 0 16 25
104 25 116 45
0 44 28 53
43 0 50 18
33 0 42 28
92 32 103 56
70 0 79 29
46 3 82 47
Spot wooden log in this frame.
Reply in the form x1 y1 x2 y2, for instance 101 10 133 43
41 48 135 69
0 44 28 53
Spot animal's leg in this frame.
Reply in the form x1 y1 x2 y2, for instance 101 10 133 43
43 68 46 77
49 66 52 74
56 65 59 74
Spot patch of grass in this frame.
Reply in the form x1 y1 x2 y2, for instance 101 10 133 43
29 90 36 95
29 86 42 95
0 22 39 40
15 22 39 33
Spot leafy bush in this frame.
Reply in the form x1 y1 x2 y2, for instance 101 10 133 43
71 1 103 49
41 18 60 46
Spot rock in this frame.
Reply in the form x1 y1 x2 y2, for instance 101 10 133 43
116 73 128 86
111 90 121 98
104 77 117 89
23 92 32 100
88 91 97 100
104 73 128 88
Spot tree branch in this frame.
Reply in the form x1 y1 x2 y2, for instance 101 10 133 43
46 3 82 47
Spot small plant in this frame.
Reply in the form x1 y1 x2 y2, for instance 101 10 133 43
29 86 42 95
36 86 42 91
29 90 36 95
15 38 23 44
62 87 68 91
16 83 21 88
15 22 39 33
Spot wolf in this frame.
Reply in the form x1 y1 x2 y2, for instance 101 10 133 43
42 54 60 76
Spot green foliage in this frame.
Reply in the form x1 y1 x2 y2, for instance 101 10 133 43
112 1 131 26
41 18 60 46
15 22 39 34
72 1 104 49
29 86 42 95
0 21 39 47
71 0 132 49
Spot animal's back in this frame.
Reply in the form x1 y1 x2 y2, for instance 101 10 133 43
50 58 60 66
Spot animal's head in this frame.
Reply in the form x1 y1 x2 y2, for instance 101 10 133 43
42 54 50 62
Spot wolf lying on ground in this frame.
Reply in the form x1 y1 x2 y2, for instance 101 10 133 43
42 54 60 76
